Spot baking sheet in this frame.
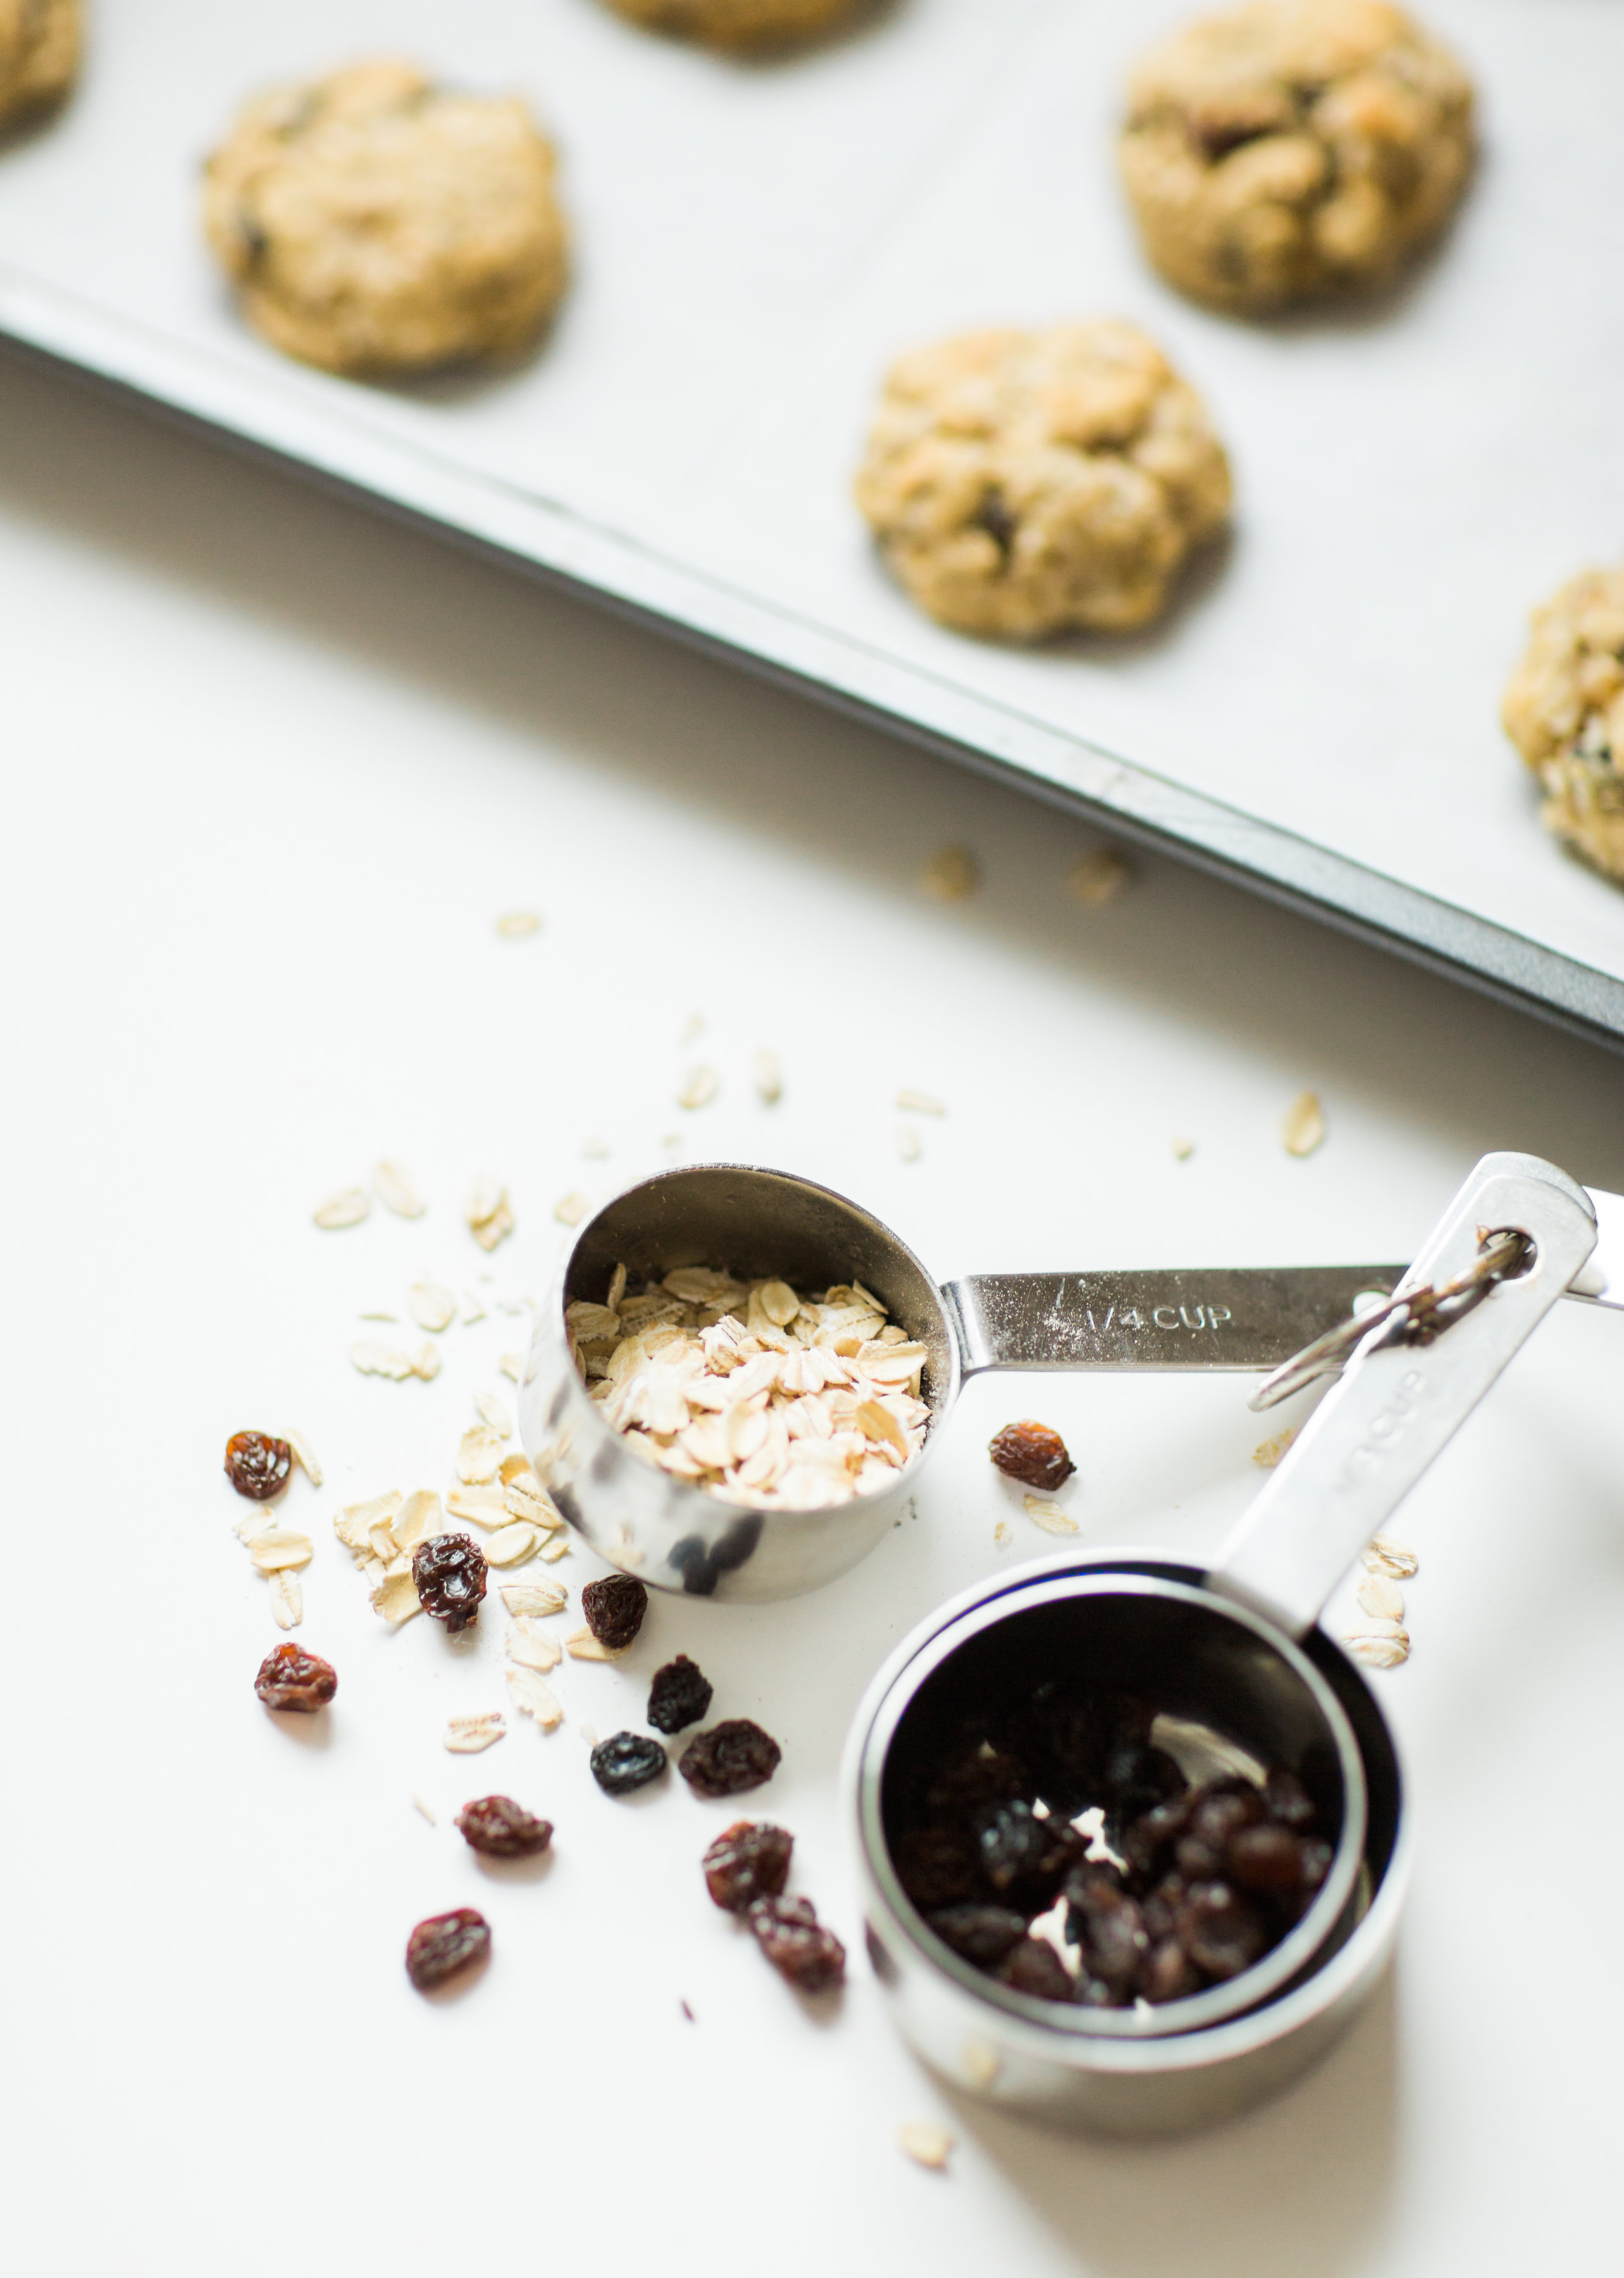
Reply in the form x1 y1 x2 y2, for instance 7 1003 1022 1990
3 0 1623 1043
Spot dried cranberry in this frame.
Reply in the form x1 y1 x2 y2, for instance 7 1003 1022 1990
996 1936 1073 2001
927 1905 1027 1966
988 1420 1075 1492
406 1907 490 1991
747 1896 845 1994
412 1533 487 1633
647 1654 712 1734
679 1719 781 1798
454 1796 553 1858
225 1431 292 1501
703 1821 793 1912
893 1827 979 1910
590 1731 667 1796
581 1573 647 1652
254 1642 337 1711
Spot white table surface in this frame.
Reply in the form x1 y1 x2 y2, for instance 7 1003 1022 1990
5 340 1623 2278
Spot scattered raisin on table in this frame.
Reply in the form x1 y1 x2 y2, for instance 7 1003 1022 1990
413 1533 488 1632
747 1896 846 1994
455 1796 554 1858
406 1907 490 1992
254 1642 337 1711
225 1431 292 1501
581 1573 648 1652
647 1654 713 1734
703 1821 793 1912
590 1731 667 1796
988 1420 1075 1492
679 1719 781 1798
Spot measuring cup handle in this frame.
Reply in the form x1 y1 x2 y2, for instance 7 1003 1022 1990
941 1266 1406 1374
1210 1152 1599 1639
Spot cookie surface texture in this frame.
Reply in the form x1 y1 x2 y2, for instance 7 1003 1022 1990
1119 0 1473 314
0 0 80 129
600 0 865 50
1503 566 1624 884
854 321 1232 640
203 59 569 377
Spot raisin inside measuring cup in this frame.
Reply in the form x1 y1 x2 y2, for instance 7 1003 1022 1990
877 1579 1356 2023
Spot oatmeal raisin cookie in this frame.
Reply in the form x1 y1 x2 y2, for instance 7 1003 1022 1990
0 0 79 130
1119 0 1473 314
600 0 866 49
854 321 1232 640
1503 565 1624 883
203 58 569 377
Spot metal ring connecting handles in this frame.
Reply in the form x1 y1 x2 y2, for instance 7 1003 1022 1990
1247 1229 1535 1412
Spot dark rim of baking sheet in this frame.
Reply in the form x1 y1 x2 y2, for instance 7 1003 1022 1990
4 262 1620 1057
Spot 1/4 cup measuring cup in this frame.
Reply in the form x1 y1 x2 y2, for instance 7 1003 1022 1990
842 1152 1601 2133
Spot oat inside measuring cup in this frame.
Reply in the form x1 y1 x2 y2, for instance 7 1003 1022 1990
567 1266 931 1509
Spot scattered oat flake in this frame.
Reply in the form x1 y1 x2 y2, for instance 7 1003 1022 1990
497 910 542 937
1070 846 1135 906
896 1088 946 1117
566 1626 624 1662
466 1177 514 1250
500 1580 567 1617
961 2041 1001 2092
350 1341 416 1381
445 1484 507 1525
678 1065 719 1111
1171 1136 1195 1162
1253 1428 1298 1469
1363 1535 1418 1580
1343 1622 1410 1668
680 1010 707 1045
554 1191 589 1227
898 2123 954 2171
1357 1572 1405 1622
409 1343 442 1382
412 1793 437 1824
247 1533 313 1572
1024 1496 1080 1536
357 1309 399 1322
268 1570 303 1629
373 1160 426 1219
539 1536 573 1562
499 1352 524 1383
458 1426 505 1484
505 1667 564 1729
896 1124 922 1164
580 1722 600 1750
499 1451 535 1486
753 1047 783 1105
314 1188 369 1230
394 1490 443 1553
408 1281 457 1333
581 1135 611 1159
506 1617 562 1673
285 1429 322 1488
994 1520 1012 1547
485 1521 541 1567
445 1712 507 1754
1282 1092 1326 1159
505 1478 561 1530
921 845 977 902
462 1292 488 1325
474 1391 511 1437
334 1492 402 1553
370 1565 423 1624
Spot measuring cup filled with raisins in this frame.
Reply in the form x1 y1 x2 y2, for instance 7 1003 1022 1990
843 1155 1599 2134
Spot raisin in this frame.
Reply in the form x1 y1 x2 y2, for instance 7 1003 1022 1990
647 1654 712 1734
454 1796 553 1858
996 1936 1074 2002
988 1419 1075 1492
972 1800 1081 1910
1264 1766 1317 1830
703 1821 793 1912
590 1731 667 1796
1078 1888 1148 1996
254 1641 337 1712
1143 1936 1200 2004
926 1740 1032 1819
406 1907 490 1992
893 1827 979 1910
1175 1785 1265 1879
747 1895 846 1994
225 1431 292 1501
581 1572 648 1652
679 1719 781 1798
1102 1742 1187 1829
1122 1791 1195 1879
927 1905 1028 1966
1225 1823 1304 1895
412 1533 487 1633
1179 1881 1267 1980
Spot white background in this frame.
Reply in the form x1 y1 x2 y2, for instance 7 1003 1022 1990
4 327 1624 2272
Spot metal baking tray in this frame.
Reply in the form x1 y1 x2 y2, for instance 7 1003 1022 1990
4 0 1622 1046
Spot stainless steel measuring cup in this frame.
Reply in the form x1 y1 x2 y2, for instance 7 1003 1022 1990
843 1152 1599 2134
517 1152 1619 1602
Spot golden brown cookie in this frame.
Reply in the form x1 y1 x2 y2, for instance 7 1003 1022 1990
1503 566 1624 883
1119 0 1473 315
600 0 866 50
203 59 569 377
854 321 1232 640
0 0 80 130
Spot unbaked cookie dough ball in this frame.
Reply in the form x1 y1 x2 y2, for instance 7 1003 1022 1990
854 321 1232 640
599 0 867 51
203 59 569 377
1503 566 1624 884
0 0 80 130
1119 0 1473 316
